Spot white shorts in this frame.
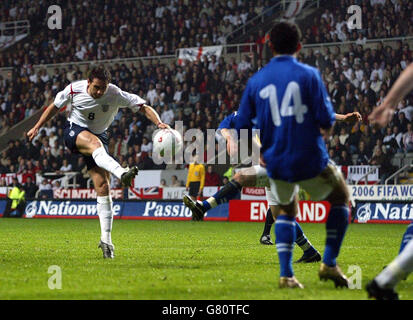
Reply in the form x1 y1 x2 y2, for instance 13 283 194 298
268 163 343 205
251 165 278 206
253 165 270 188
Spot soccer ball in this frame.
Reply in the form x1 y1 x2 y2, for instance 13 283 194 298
152 128 183 157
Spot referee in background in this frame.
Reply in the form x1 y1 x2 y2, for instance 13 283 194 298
186 155 205 220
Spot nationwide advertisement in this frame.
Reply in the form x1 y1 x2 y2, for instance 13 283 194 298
354 201 413 224
16 199 228 221
228 200 332 223
23 200 124 219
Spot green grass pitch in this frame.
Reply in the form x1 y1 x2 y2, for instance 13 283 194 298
0 218 411 300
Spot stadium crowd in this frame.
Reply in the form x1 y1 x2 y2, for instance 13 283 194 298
1 38 412 185
0 0 413 190
0 0 269 68
303 0 413 44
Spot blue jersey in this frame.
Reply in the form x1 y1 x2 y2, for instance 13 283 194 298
218 112 238 131
236 55 336 182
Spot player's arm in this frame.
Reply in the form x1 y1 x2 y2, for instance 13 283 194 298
117 88 169 129
221 128 238 157
199 165 205 194
186 164 193 189
311 69 336 139
139 104 169 129
369 62 413 127
28 83 72 141
27 103 59 141
335 112 362 123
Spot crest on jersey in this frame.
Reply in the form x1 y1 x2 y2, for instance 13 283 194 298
101 104 109 112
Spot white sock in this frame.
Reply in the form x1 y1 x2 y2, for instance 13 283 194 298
97 195 114 246
206 197 218 208
376 239 413 289
92 147 127 179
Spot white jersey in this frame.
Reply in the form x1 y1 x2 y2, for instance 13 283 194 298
54 80 146 134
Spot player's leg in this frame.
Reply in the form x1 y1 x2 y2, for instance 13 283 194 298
299 163 350 287
366 237 413 300
184 166 256 221
89 166 115 259
269 179 303 288
204 167 256 209
259 206 274 245
188 181 200 202
75 130 137 187
398 222 413 254
271 192 321 263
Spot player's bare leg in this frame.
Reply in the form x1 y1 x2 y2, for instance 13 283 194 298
90 166 115 259
76 130 138 187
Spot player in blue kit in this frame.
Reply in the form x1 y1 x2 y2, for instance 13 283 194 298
184 110 360 263
185 111 321 262
235 22 351 289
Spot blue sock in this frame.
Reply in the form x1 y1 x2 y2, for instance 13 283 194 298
275 215 296 277
295 222 317 255
202 180 242 211
399 223 413 254
323 205 349 267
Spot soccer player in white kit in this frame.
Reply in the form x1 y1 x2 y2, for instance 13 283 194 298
27 66 168 259
367 62 413 300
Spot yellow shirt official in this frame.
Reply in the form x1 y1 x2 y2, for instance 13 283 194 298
186 163 205 190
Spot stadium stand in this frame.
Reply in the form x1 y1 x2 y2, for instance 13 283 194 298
0 0 413 190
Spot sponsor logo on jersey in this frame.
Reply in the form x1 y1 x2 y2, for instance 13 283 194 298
101 104 109 112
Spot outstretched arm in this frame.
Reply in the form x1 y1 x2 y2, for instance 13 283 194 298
27 103 59 141
335 112 362 123
139 104 169 129
369 63 413 127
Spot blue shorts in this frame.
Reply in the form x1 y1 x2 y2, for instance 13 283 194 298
63 121 109 170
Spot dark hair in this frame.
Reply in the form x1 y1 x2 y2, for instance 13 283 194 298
88 65 111 83
270 22 301 55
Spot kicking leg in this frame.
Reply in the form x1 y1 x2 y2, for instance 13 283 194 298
90 166 115 259
76 130 137 187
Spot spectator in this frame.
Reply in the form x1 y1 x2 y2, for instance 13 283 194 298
170 175 182 187
59 159 72 173
402 123 413 153
38 179 53 199
2 178 26 218
204 165 222 186
160 179 168 187
23 176 38 199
